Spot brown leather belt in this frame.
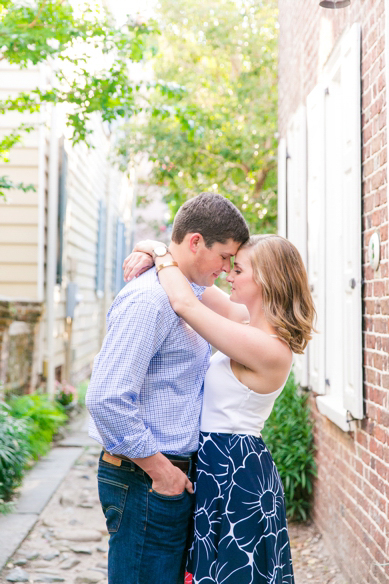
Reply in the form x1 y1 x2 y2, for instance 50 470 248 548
102 450 191 473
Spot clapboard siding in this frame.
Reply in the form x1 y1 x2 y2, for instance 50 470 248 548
0 284 38 298
0 226 39 244
0 244 38 263
0 166 39 185
1 264 38 282
0 189 39 205
1 62 130 389
0 205 39 224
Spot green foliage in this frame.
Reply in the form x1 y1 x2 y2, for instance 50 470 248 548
117 0 278 233
0 0 186 199
7 394 67 460
55 380 77 407
76 379 89 407
0 406 31 504
262 372 317 522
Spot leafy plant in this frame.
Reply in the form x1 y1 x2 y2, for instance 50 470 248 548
0 406 31 504
76 380 89 407
117 0 278 234
262 372 317 521
55 380 77 407
0 0 186 199
7 394 67 460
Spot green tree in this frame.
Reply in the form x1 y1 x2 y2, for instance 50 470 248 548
117 0 278 233
0 0 184 199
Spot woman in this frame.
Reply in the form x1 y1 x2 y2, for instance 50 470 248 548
123 234 315 584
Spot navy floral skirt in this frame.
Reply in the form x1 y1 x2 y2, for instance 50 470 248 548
187 432 295 584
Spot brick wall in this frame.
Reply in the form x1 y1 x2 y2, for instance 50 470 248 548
279 1 389 582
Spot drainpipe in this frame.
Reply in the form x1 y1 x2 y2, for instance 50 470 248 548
128 165 137 253
46 101 59 400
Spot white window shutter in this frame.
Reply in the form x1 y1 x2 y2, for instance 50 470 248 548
306 83 326 395
340 23 363 419
286 106 309 387
286 106 307 266
277 138 287 238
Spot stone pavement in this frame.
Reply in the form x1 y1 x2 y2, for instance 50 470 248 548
0 413 348 584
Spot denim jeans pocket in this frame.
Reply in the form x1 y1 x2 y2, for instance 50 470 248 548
98 476 129 533
151 488 186 501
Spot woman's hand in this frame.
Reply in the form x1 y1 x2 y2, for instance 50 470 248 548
122 240 168 281
123 252 154 282
133 239 166 257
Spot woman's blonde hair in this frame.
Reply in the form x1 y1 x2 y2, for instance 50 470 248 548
243 234 316 354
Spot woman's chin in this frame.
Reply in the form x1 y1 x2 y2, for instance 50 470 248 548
229 291 238 303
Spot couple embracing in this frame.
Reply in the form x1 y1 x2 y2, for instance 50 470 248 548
86 192 315 584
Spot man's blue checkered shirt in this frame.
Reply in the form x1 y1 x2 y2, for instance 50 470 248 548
86 267 211 458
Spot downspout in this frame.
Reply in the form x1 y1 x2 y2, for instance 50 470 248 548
37 64 46 303
46 99 59 400
36 64 47 386
103 159 113 338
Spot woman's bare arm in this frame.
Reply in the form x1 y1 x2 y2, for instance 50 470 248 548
123 245 249 323
155 254 290 377
201 286 249 323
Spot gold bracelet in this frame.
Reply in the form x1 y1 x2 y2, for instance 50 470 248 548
156 261 179 273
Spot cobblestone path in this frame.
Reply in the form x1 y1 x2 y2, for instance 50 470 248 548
0 446 348 584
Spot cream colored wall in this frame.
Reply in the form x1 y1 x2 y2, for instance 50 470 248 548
43 120 132 385
0 62 132 387
0 64 46 301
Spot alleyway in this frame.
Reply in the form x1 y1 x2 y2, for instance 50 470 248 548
0 438 348 584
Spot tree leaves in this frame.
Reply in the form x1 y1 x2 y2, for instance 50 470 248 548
116 0 279 233
262 373 317 522
0 1 163 198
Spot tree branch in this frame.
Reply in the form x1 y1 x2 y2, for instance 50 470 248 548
28 0 47 28
253 160 277 194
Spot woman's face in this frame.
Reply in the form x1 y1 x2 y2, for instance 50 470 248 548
226 247 261 306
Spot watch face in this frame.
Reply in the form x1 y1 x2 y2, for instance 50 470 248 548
154 245 167 257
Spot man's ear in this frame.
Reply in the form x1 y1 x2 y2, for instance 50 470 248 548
188 233 204 254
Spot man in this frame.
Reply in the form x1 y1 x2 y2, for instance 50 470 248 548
86 192 249 584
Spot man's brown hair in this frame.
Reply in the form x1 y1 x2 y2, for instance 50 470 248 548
171 192 249 247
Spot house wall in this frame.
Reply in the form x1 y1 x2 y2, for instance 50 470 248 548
0 62 46 301
0 64 132 392
48 126 130 385
279 1 389 582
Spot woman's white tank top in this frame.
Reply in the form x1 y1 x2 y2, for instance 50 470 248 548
200 350 290 437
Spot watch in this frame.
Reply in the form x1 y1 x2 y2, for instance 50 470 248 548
152 245 169 260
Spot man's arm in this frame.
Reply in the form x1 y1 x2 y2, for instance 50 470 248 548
86 299 193 495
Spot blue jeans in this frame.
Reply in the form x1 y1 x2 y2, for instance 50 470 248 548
97 451 195 584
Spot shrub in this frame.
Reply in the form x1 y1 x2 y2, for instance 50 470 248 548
76 380 89 406
262 371 317 522
0 406 31 505
7 394 67 460
55 380 78 407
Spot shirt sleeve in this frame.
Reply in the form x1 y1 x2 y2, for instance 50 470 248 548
86 299 172 458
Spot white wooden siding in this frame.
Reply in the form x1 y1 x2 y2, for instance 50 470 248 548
0 62 131 386
0 63 43 301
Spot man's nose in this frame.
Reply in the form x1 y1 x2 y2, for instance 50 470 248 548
222 258 231 273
